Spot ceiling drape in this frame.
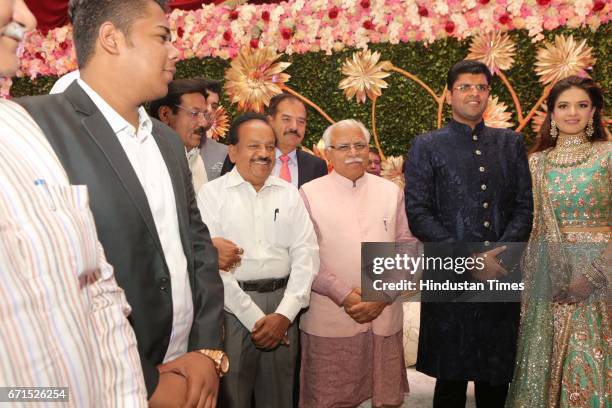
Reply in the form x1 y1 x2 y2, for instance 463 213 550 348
24 0 278 33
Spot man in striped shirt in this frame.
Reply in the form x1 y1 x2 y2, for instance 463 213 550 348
0 0 147 405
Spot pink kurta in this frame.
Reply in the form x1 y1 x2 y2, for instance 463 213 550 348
299 171 417 337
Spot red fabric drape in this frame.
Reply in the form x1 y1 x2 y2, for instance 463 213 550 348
25 0 70 33
24 0 283 33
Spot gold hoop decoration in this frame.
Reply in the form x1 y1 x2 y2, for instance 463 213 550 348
550 119 558 141
585 117 594 139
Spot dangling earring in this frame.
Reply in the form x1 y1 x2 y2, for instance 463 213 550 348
585 118 594 139
550 119 558 141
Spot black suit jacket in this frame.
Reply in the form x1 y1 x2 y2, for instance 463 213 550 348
220 147 328 188
17 82 224 397
404 120 532 383
295 149 328 188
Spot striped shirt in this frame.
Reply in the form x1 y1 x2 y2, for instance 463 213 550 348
0 100 147 406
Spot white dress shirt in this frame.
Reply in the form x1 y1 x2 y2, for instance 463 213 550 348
273 148 298 188
77 79 193 363
186 147 208 193
197 168 319 331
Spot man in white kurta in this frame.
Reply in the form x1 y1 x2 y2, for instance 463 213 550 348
299 120 418 408
197 113 319 408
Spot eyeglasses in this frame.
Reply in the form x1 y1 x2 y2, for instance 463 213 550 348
327 142 368 152
175 105 211 120
453 84 490 94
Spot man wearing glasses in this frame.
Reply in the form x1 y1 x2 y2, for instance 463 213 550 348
404 60 533 407
149 78 215 192
298 119 418 408
149 78 242 272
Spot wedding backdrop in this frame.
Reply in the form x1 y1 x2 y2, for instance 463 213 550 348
5 0 611 159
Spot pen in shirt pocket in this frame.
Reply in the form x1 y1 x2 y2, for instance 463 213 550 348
383 217 387 231
34 179 56 211
274 208 279 221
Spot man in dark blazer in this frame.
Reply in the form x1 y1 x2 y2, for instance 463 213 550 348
17 1 225 407
267 93 328 188
220 94 328 187
404 60 533 408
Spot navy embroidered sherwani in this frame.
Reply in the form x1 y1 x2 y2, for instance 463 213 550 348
404 119 533 384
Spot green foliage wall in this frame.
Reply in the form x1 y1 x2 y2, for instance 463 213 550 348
11 24 610 156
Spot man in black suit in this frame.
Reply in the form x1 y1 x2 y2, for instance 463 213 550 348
267 93 328 188
17 1 226 407
220 94 328 185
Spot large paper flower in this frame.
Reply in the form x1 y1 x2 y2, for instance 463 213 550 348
535 35 595 85
339 50 393 104
531 103 548 134
466 31 516 74
381 155 405 189
224 46 291 112
302 139 332 171
483 96 513 128
206 106 230 140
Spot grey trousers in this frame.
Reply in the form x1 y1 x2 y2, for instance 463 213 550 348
219 287 299 408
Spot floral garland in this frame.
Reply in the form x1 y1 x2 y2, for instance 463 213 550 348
1 0 609 98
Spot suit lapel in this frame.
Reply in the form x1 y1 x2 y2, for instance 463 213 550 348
296 149 309 188
67 83 165 255
151 125 192 266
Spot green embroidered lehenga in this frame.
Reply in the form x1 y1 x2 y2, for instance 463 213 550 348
506 140 611 408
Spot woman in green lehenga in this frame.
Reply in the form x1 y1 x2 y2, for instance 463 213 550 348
507 76 610 408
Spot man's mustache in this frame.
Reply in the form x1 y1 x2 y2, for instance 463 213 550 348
345 157 364 164
252 157 271 165
284 130 299 136
193 127 206 136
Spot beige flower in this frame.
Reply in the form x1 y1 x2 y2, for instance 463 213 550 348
302 140 331 170
339 50 393 104
535 35 596 85
381 155 405 189
206 106 230 140
483 96 514 129
312 139 328 161
531 103 548 134
224 46 291 112
466 31 516 74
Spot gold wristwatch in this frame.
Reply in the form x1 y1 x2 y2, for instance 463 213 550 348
198 349 229 377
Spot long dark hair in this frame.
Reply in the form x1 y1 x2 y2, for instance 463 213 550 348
531 76 607 154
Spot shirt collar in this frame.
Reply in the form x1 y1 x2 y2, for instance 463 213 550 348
186 147 200 159
275 148 297 162
329 169 368 189
77 78 152 138
226 166 285 190
448 118 485 136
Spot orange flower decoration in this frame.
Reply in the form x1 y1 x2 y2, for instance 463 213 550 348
339 50 393 104
206 106 230 140
467 32 516 75
531 103 548 134
535 35 595 85
225 46 291 112
381 155 405 189
483 96 513 129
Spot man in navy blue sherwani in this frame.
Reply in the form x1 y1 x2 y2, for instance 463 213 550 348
404 60 533 408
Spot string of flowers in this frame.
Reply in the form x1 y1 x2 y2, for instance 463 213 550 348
1 0 609 98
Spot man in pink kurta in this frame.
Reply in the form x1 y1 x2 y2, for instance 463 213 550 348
299 119 418 408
